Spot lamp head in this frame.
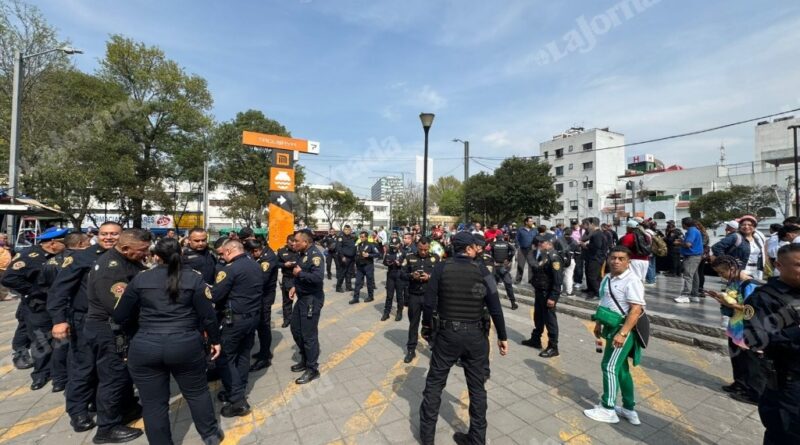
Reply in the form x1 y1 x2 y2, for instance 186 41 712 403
419 113 435 129
59 46 83 55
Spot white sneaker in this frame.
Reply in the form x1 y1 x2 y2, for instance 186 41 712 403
673 296 691 303
583 405 620 423
614 406 641 425
644 282 656 288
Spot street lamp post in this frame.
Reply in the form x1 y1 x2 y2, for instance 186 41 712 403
6 46 82 240
789 125 800 216
453 138 469 226
419 113 434 235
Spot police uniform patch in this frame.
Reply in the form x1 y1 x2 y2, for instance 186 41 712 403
111 282 127 299
28 252 39 258
402 259 408 267
552 262 561 271
204 286 213 300
11 253 20 261
47 258 58 265
216 271 227 284
743 304 755 320
337 237 342 242
312 256 321 267
108 260 118 268
261 262 270 272
62 256 73 268
12 261 25 270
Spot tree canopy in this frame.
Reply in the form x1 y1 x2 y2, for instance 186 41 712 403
689 185 779 228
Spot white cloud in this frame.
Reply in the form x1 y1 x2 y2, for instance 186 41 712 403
413 85 447 111
482 131 511 148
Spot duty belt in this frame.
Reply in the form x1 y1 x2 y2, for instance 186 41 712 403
232 311 259 322
438 319 484 331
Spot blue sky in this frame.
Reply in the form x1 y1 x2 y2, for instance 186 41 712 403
32 0 800 197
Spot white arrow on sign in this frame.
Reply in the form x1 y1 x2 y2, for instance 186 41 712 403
277 195 287 206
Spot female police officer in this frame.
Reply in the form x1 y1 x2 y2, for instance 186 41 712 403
113 238 224 445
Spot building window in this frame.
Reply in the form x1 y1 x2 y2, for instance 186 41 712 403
568 163 574 170
544 151 549 159
555 218 564 226
555 166 564 176
569 200 578 211
555 148 564 158
209 199 230 207
588 199 594 208
583 142 593 151
583 161 593 170
555 183 564 193
583 180 594 189
568 145 573 152
556 201 564 211
569 181 574 188
690 187 703 196
653 211 666 219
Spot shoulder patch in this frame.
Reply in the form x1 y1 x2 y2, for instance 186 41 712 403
338 237 342 242
28 252 39 258
215 271 227 284
742 304 755 320
552 261 561 271
111 282 127 300
47 258 59 265
430 256 437 263
261 262 270 272
108 260 118 268
204 286 213 300
312 256 321 267
62 256 74 268
12 261 25 270
402 259 407 267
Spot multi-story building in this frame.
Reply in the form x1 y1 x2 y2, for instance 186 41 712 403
540 127 626 226
370 176 404 201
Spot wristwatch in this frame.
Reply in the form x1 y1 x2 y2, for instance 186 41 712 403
619 331 629 337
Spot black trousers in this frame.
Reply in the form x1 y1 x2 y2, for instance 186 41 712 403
760 380 800 445
23 302 54 381
128 331 220 445
83 321 137 433
383 269 404 315
66 312 97 418
336 256 355 289
353 263 375 300
406 292 424 352
729 339 767 398
12 299 30 353
325 252 335 277
254 291 275 361
218 316 258 403
531 288 558 347
280 284 293 324
573 253 584 284
419 325 488 445
669 249 682 275
494 267 516 302
290 295 323 372
585 259 603 297
516 248 531 280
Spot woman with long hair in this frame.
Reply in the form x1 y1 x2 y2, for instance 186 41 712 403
738 215 766 280
113 238 223 444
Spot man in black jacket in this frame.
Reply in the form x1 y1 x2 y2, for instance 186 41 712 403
183 227 216 285
335 225 357 292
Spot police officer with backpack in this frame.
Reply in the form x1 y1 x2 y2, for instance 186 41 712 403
488 234 518 310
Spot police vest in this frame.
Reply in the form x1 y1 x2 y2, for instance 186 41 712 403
531 252 557 289
491 241 510 264
437 259 486 322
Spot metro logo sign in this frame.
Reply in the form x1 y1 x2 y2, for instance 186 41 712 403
270 168 295 192
242 131 320 154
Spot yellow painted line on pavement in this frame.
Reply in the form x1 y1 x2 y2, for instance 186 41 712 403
0 406 63 443
548 353 592 445
222 320 384 445
0 365 14 378
665 342 728 382
331 354 420 443
0 383 30 401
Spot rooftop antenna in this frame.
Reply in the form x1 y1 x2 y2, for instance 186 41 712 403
719 141 726 166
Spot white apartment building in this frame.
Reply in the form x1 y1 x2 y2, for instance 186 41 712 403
370 176 404 201
540 127 626 225
755 115 800 170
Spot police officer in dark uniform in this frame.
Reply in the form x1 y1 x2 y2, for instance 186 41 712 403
350 231 380 304
401 237 439 363
398 233 417 312
211 239 263 417
247 239 278 372
2 227 67 390
522 234 563 358
38 232 91 393
182 227 216 285
48 221 122 432
113 237 224 445
744 243 800 444
288 231 325 384
489 234 519 310
277 235 299 328
381 239 404 321
84 228 150 443
321 228 337 280
418 232 509 445
335 225 357 292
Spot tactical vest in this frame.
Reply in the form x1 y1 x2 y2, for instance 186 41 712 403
437 259 486 322
530 252 554 289
491 241 510 264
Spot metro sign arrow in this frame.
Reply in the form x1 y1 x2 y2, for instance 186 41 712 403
277 195 287 206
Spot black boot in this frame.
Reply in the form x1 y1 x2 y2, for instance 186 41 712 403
295 369 320 384
92 425 143 444
335 286 343 293
511 301 519 310
348 297 359 304
220 399 251 418
403 350 416 363
395 310 403 321
539 347 559 358
381 313 390 321
71 414 95 432
364 294 374 302
12 351 33 370
521 338 542 349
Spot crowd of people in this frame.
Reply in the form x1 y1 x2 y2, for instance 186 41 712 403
1 212 798 444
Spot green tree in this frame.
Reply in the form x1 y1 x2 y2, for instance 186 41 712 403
98 35 213 227
315 184 360 230
428 175 463 217
689 185 779 228
393 182 423 226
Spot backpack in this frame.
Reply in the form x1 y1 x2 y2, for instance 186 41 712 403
554 237 573 268
651 233 668 257
633 228 652 256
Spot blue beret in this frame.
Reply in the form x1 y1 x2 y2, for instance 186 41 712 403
38 227 69 241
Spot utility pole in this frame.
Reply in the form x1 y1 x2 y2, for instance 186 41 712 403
463 140 469 226
790 125 800 216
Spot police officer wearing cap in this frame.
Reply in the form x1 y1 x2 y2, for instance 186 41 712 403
113 237 224 445
85 228 151 443
211 239 262 417
419 231 509 445
522 234 563 358
182 227 216 285
401 237 439 363
38 232 91 393
288 230 326 384
321 228 338 280
350 231 381 304
381 239 405 321
2 227 68 390
277 235 299 328
744 243 800 444
246 239 278 372
489 234 519 310
335 225 357 292
48 221 122 432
